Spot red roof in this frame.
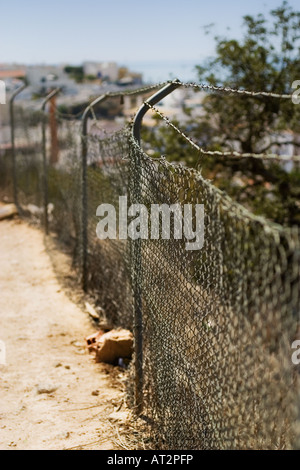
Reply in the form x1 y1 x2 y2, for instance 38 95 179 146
0 70 26 79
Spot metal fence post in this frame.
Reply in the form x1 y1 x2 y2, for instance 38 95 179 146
41 88 60 235
81 94 107 291
132 80 181 414
9 82 27 209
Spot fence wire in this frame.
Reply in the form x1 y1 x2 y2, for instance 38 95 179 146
0 82 299 450
48 115 82 247
84 127 133 328
128 134 300 449
144 101 300 163
0 105 44 209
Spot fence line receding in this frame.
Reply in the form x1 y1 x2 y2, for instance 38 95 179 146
0 80 299 450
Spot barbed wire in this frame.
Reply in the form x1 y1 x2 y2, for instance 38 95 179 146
107 81 169 97
52 82 170 121
55 108 84 120
175 79 294 99
47 79 299 163
144 101 300 163
51 78 295 123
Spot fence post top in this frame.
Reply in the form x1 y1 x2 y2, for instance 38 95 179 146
132 78 181 144
41 87 61 111
9 81 27 104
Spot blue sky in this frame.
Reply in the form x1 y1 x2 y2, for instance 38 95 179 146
1 0 299 65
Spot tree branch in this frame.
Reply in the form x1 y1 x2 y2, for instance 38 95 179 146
259 140 300 153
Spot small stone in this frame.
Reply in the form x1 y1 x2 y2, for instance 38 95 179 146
85 331 104 352
36 383 58 394
85 302 100 320
57 431 70 439
91 390 99 396
0 203 18 221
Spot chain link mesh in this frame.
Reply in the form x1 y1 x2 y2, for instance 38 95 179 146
0 104 44 208
128 135 300 449
85 126 133 328
0 86 299 449
48 115 82 248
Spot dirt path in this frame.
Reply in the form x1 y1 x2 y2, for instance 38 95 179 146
0 218 133 450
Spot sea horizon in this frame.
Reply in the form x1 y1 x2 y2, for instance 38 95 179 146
122 59 202 84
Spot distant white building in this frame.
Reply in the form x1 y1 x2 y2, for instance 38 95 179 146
83 61 119 82
25 65 75 91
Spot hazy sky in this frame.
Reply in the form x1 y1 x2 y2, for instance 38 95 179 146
1 0 299 65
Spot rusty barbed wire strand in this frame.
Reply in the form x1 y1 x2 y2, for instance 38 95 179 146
176 80 294 99
54 82 170 120
144 101 300 163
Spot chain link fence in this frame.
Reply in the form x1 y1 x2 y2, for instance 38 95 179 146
0 84 299 449
129 135 300 449
0 104 44 208
85 127 133 328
